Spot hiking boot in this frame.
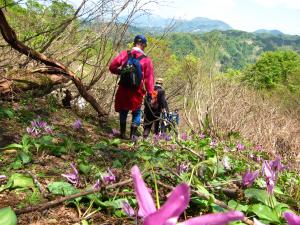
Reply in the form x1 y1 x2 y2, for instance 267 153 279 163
130 124 138 140
120 122 127 139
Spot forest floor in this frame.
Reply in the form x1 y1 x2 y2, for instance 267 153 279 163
0 97 299 225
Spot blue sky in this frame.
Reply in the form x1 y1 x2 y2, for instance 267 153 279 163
69 0 300 35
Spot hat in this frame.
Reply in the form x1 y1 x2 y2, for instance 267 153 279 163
134 34 147 45
156 78 163 84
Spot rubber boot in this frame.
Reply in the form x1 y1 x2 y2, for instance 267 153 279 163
130 124 138 140
120 122 127 139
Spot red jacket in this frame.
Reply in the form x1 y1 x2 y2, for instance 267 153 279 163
109 48 154 112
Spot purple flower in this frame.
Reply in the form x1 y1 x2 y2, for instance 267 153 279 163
262 161 276 194
269 157 285 173
255 145 263 151
26 117 52 137
283 211 300 225
181 133 188 141
153 134 160 144
0 175 7 180
93 179 101 190
61 163 79 186
131 165 245 225
112 128 120 136
242 170 259 187
178 163 189 174
164 134 172 142
210 140 218 148
222 156 231 170
103 168 116 184
199 133 205 139
236 143 245 151
73 119 82 130
122 200 135 217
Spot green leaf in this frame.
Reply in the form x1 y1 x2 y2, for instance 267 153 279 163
48 182 79 196
110 139 121 146
18 151 32 164
249 204 280 223
0 207 17 225
81 220 89 225
8 173 34 189
228 200 249 212
244 188 277 206
79 163 91 175
1 144 23 150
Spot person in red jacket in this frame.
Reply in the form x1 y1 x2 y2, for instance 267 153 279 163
109 35 154 139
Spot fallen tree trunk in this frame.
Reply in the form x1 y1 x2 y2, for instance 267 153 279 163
0 73 68 99
0 8 107 117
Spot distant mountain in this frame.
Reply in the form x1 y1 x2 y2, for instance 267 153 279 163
255 29 284 36
123 14 232 33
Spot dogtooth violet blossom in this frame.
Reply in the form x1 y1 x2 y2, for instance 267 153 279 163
199 133 205 139
210 140 218 148
103 168 116 184
269 156 285 173
131 165 245 225
181 133 188 141
262 161 276 194
26 117 53 137
61 163 79 186
122 200 135 217
283 211 300 225
73 119 82 130
222 156 231 170
242 170 259 187
236 143 245 151
0 175 6 180
178 163 189 174
93 179 101 190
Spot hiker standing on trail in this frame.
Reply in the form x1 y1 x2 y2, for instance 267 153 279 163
109 35 154 139
143 78 169 138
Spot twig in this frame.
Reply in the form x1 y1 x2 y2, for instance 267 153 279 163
15 179 132 215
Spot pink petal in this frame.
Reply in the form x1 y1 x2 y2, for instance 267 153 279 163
283 212 300 225
131 165 156 217
179 211 245 225
144 183 190 225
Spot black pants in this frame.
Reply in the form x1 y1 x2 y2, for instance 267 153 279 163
143 108 161 137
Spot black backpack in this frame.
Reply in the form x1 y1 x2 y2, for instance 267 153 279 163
119 51 146 89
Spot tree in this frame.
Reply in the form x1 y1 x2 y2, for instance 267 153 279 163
242 50 300 89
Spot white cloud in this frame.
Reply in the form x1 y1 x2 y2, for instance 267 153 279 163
254 0 300 10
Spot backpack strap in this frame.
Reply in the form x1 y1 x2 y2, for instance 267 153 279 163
137 55 146 61
127 50 146 61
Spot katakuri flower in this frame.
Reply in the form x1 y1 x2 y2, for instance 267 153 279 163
121 200 135 217
103 168 116 184
242 170 259 187
210 140 218 148
181 133 188 141
236 143 245 151
262 161 276 194
73 119 82 130
283 211 300 225
199 133 205 139
26 117 53 137
61 163 79 186
131 165 245 225
178 163 189 174
269 156 285 173
222 156 231 170
0 175 7 180
93 179 101 190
